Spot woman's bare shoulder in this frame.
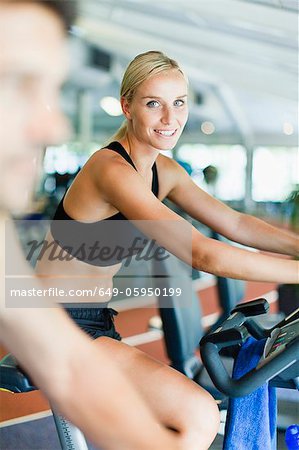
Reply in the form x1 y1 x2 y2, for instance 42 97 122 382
156 153 186 173
86 147 125 165
82 147 134 179
156 153 189 191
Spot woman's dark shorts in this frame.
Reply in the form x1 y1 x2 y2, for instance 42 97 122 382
64 304 121 340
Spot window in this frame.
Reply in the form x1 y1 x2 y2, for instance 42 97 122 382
177 144 246 200
252 147 298 201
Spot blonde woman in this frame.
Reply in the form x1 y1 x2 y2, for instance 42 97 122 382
40 51 298 449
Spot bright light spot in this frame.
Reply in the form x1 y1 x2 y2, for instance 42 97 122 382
100 97 122 116
283 122 294 135
70 25 86 37
201 121 215 135
44 145 80 175
44 176 56 193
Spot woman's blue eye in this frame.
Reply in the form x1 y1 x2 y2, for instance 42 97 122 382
174 99 185 107
147 100 160 108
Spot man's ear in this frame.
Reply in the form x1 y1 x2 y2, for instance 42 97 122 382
120 97 131 120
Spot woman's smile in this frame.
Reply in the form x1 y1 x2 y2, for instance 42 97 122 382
153 128 178 137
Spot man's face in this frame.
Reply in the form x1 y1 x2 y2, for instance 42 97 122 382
0 2 70 214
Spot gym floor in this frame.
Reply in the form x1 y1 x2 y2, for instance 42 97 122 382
0 279 294 449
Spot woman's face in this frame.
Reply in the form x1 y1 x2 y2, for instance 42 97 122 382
123 68 188 151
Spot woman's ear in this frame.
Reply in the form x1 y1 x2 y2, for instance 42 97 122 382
120 97 131 120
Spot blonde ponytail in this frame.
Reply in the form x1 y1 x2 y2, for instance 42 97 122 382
103 120 128 147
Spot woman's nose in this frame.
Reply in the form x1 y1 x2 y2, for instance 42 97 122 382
161 106 175 125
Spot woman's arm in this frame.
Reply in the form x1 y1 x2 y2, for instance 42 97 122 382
166 158 299 257
228 212 298 257
191 229 297 283
95 157 298 284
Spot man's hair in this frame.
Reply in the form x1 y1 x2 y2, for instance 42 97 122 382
5 1 77 30
41 0 77 30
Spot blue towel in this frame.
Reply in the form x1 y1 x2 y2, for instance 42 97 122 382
223 337 277 450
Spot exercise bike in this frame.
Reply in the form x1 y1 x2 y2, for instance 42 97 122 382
200 298 299 447
0 354 89 449
1 298 298 449
200 298 299 396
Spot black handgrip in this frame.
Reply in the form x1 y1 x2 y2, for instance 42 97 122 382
207 299 269 337
200 338 299 397
200 326 248 348
231 298 269 317
0 354 36 393
201 299 270 345
201 298 269 343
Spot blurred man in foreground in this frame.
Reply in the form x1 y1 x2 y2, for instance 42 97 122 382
0 1 181 448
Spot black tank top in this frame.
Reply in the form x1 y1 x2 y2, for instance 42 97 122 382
50 141 160 267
